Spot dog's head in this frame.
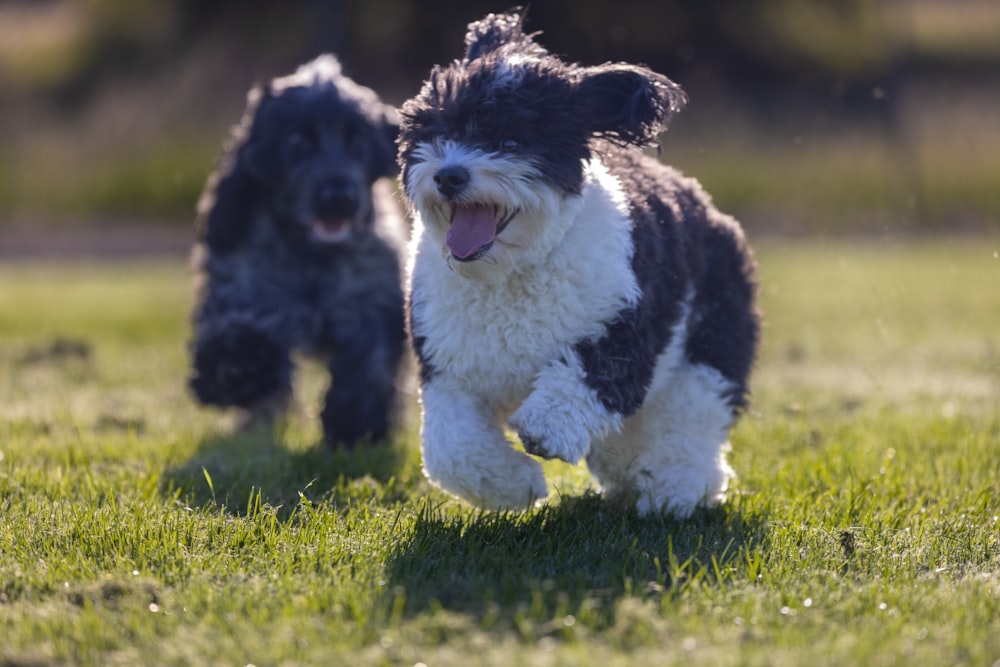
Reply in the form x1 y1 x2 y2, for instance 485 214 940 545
199 55 399 254
398 11 686 278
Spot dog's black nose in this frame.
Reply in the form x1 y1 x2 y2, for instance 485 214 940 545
316 182 360 217
433 165 470 198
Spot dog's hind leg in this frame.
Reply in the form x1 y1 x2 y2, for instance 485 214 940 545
586 361 736 518
420 382 549 509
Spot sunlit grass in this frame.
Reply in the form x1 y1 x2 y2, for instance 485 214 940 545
1 241 999 666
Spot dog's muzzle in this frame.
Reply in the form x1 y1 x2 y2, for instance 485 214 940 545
312 181 360 242
430 165 518 262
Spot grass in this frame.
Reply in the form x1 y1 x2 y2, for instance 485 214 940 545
1 239 999 666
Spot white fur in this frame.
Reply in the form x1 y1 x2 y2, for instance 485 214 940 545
409 159 635 505
509 349 624 464
408 154 737 516
419 377 548 509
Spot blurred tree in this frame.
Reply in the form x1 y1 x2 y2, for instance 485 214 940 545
1 0 997 228
0 0 982 109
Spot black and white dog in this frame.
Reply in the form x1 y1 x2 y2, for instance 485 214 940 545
189 55 407 447
398 13 760 515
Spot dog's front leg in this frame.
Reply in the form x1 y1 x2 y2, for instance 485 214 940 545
322 315 406 448
189 318 293 413
421 380 548 509
509 350 624 465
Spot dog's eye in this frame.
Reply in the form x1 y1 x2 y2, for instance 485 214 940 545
286 130 313 155
344 127 365 152
499 138 521 152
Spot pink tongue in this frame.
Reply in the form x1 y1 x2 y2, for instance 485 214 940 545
446 205 497 258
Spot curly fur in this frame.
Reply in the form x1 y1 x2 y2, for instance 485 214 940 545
189 54 408 447
399 13 760 515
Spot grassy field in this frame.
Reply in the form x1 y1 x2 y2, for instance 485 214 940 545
1 240 999 666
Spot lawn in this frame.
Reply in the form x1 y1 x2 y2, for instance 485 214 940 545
1 239 998 666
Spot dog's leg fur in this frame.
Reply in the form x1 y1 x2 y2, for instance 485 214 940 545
321 330 403 447
420 380 548 509
509 351 623 464
318 234 406 447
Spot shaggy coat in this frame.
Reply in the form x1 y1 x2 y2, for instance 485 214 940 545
399 13 760 515
190 55 407 446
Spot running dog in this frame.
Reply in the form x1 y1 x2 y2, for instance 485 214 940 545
398 12 760 515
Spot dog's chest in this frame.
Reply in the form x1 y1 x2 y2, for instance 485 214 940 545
414 236 636 407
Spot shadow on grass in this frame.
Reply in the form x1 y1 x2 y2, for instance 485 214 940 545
161 424 415 518
385 493 767 630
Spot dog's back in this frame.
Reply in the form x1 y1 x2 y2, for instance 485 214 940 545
601 147 758 409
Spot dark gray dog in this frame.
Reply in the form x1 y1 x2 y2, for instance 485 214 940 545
189 55 407 447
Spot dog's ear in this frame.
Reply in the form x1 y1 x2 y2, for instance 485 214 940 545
575 63 687 147
463 9 543 62
236 84 278 182
195 85 270 253
196 157 259 254
371 104 401 179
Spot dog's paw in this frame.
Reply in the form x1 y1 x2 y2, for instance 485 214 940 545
190 328 290 407
510 402 590 464
321 375 396 449
473 453 549 510
423 437 548 510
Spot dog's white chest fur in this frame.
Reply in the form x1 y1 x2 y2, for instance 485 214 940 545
408 161 638 411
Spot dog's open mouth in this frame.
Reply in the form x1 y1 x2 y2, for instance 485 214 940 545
446 204 517 262
312 218 353 243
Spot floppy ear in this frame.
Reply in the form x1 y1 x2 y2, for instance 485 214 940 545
575 64 687 147
195 86 269 253
195 156 259 253
371 104 401 179
463 9 544 62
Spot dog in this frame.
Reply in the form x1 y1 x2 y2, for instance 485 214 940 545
398 12 760 516
189 54 407 447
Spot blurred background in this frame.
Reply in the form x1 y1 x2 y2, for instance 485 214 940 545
1 0 998 255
